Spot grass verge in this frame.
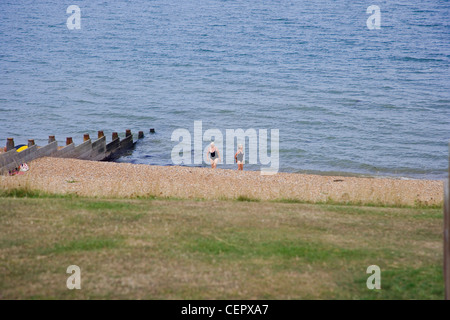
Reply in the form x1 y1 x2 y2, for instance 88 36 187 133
0 195 444 299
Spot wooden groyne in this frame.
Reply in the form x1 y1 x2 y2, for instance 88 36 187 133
0 129 149 175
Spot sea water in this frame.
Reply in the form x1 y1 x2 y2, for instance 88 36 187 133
0 0 449 179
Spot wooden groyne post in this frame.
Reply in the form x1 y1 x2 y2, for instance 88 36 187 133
445 142 450 300
6 138 14 151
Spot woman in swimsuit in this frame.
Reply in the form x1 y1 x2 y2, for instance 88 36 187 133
207 142 220 169
234 144 244 171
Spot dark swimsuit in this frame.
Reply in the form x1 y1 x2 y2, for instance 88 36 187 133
210 149 218 160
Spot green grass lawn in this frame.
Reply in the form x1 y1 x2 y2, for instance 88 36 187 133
0 194 444 299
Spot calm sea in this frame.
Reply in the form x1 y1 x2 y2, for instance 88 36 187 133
1 0 449 179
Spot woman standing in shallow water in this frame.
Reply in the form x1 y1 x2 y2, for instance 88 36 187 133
207 142 220 169
235 144 244 171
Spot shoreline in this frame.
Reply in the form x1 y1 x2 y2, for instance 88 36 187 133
3 146 445 181
0 157 443 207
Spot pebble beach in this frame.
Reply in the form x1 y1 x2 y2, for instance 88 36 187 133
0 157 443 206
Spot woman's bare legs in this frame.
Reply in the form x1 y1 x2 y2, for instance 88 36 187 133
210 158 219 169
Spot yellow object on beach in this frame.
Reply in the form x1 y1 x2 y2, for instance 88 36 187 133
16 145 28 153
